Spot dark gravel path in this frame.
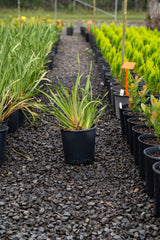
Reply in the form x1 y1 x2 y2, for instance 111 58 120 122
0 25 160 240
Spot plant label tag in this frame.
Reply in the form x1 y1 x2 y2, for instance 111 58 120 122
120 89 124 96
119 102 122 109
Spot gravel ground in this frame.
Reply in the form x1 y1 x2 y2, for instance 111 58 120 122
0 24 160 240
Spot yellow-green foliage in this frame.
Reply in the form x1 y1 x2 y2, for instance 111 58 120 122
111 52 121 79
93 23 160 92
147 67 160 95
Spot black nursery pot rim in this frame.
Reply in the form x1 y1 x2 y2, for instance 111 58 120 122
0 125 9 132
153 161 160 175
132 124 147 133
144 146 160 160
61 125 96 133
123 110 135 116
127 116 145 123
138 133 160 146
120 103 129 109
114 92 129 98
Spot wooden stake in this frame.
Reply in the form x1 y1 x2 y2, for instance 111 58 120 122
18 0 20 18
55 0 57 20
93 0 96 35
120 0 127 89
73 0 76 12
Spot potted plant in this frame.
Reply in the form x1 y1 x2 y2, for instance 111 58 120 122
124 77 149 144
138 95 160 180
66 23 74 36
43 60 107 164
0 84 44 165
144 147 160 197
152 161 160 217
142 96 160 196
122 76 147 140
127 116 146 155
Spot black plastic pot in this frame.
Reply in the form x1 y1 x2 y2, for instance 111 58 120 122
109 82 120 104
66 28 73 36
119 104 129 136
106 79 115 99
95 48 102 63
85 33 89 42
127 116 145 155
105 74 114 88
152 161 160 217
144 147 160 197
132 124 153 166
61 126 96 164
114 93 129 119
80 26 85 36
19 109 25 127
80 26 86 37
8 110 19 133
0 119 9 127
0 124 9 165
101 66 110 86
110 84 120 107
123 111 138 142
138 134 160 180
89 33 95 47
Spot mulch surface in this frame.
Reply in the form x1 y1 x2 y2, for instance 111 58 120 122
0 24 160 240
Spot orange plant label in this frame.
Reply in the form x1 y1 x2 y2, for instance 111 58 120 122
121 62 136 70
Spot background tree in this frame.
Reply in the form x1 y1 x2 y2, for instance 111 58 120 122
146 0 160 30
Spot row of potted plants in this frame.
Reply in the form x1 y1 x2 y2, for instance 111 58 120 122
0 18 108 172
80 25 160 217
0 17 64 165
92 23 160 96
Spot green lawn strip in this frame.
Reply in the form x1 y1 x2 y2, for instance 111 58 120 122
0 8 146 22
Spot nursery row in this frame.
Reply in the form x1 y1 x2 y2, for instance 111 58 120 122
0 17 63 165
0 16 63 96
92 23 160 95
80 25 160 217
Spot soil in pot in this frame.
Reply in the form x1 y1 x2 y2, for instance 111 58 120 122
138 134 160 181
144 147 160 197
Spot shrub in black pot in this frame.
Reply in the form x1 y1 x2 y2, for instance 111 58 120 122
138 134 160 180
114 92 129 119
153 161 160 217
123 110 142 142
127 116 146 155
66 24 74 36
0 87 42 165
144 147 160 197
43 57 108 164
132 124 154 166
